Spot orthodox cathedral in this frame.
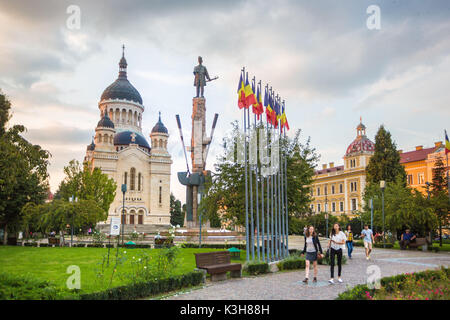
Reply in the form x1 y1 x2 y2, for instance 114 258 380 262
84 48 172 229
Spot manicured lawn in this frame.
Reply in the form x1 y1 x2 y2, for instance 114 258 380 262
0 246 247 294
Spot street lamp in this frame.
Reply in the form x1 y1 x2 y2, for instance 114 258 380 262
380 180 386 248
121 184 127 246
198 192 202 248
425 182 432 244
325 187 328 238
69 196 78 247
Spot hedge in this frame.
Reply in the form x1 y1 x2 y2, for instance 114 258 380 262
0 273 79 300
277 256 306 270
244 261 270 275
337 267 450 300
79 271 204 300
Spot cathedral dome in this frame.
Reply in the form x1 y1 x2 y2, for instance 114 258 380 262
114 130 150 150
100 46 143 105
87 139 95 151
345 119 374 156
151 112 168 134
97 112 115 128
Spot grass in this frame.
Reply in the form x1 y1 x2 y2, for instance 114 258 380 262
0 246 247 294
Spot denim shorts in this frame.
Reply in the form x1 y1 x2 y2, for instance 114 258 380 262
305 251 318 262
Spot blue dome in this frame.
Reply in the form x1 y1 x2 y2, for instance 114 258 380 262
100 49 143 104
151 112 168 134
101 78 143 104
97 112 115 128
114 131 150 150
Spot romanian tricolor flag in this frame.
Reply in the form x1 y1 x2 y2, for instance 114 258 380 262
264 88 276 126
445 130 450 154
244 75 257 108
280 105 289 132
237 74 246 109
252 85 264 119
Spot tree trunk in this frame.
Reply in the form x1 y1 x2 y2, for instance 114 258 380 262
3 223 7 245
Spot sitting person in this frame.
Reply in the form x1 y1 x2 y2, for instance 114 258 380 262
400 229 416 249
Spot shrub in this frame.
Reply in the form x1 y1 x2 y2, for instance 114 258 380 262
0 273 79 300
277 256 306 270
80 271 204 300
244 261 270 275
337 267 450 300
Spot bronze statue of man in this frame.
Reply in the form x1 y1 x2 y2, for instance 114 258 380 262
193 56 210 98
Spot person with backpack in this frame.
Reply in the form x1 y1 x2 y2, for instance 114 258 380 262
344 225 354 259
328 223 347 284
301 225 323 284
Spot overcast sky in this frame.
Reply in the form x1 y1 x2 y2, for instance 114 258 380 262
1 0 449 202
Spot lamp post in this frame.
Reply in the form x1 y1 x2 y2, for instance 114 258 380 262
198 192 202 248
425 182 432 244
69 196 78 247
370 198 374 231
380 180 386 248
121 184 127 246
324 187 329 238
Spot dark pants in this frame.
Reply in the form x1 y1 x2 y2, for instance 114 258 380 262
330 248 342 278
400 239 412 249
346 241 353 257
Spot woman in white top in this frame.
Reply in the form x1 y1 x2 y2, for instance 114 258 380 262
328 223 347 284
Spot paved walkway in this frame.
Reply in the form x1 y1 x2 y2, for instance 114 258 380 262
164 247 450 300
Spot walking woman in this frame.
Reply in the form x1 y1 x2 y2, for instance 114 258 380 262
328 223 347 284
301 225 323 283
345 225 354 259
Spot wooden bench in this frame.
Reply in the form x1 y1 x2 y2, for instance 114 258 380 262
48 237 60 246
406 237 429 249
194 251 242 281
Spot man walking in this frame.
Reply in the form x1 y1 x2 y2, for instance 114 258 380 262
361 224 375 260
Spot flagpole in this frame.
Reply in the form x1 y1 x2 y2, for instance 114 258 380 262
283 100 289 255
260 83 265 262
242 68 250 262
269 87 274 261
265 85 271 262
276 95 282 259
254 79 261 261
248 75 255 261
279 108 286 258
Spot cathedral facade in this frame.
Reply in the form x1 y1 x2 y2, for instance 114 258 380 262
84 49 172 228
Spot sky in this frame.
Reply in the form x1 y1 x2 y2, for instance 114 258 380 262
1 0 449 202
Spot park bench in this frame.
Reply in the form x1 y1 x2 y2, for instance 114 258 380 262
48 237 60 246
407 237 429 250
194 251 242 281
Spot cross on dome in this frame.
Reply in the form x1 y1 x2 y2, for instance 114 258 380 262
130 132 137 143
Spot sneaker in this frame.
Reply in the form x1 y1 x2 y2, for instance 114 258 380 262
302 278 308 283
313 277 317 283
328 279 335 284
338 278 343 283
366 256 369 260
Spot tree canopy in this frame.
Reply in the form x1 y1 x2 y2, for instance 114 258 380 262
0 92 50 244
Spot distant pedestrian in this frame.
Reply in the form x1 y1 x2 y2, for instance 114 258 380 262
344 225 354 259
361 224 375 260
301 226 323 284
328 223 346 284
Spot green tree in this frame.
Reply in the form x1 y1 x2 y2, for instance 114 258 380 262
200 121 319 229
0 92 50 244
170 193 184 227
430 156 450 246
366 125 406 185
56 160 116 217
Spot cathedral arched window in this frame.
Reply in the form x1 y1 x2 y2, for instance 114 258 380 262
159 186 162 205
130 167 136 191
98 134 102 143
124 172 128 185
159 139 163 148
138 173 142 191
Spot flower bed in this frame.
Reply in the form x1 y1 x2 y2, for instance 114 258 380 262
337 267 449 300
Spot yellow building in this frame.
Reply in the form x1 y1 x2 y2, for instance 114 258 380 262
310 120 375 217
400 141 448 194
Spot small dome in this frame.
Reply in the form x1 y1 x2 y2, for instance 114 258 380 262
97 112 115 129
151 112 168 134
346 136 375 156
87 139 95 151
114 130 150 150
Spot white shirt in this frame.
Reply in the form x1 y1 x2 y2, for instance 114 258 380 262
330 231 347 250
